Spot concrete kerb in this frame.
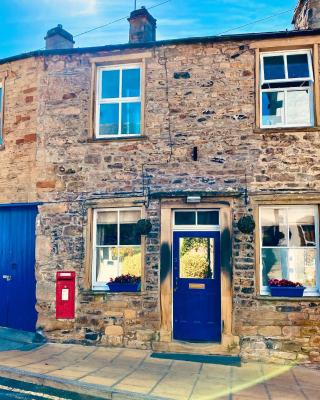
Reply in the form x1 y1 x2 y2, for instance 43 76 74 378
0 365 169 400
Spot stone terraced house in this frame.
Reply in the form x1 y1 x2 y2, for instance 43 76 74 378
0 0 320 364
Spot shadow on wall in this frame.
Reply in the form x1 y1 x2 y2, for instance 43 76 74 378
221 227 232 277
160 242 171 284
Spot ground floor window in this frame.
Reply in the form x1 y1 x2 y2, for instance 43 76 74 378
259 205 319 296
92 208 142 290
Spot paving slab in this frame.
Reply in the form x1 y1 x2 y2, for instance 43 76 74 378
0 342 319 399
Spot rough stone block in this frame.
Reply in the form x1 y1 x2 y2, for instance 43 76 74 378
258 326 282 337
105 325 124 336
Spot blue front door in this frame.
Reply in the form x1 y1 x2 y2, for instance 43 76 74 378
173 231 221 342
0 205 38 332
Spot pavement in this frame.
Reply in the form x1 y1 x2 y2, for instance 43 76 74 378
0 342 319 400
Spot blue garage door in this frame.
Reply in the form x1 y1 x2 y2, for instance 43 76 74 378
0 205 38 332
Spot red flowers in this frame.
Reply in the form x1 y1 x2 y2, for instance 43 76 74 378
109 274 141 284
268 279 303 288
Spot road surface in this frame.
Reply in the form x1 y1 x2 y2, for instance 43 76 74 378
0 376 103 400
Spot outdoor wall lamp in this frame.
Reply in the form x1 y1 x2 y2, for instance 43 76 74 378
186 196 201 203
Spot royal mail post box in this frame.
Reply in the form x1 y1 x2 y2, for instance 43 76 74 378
56 271 75 319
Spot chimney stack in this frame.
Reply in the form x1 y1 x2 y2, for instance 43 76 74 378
128 6 157 43
293 0 320 30
45 24 75 50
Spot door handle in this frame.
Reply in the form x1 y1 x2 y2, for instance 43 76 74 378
2 275 12 281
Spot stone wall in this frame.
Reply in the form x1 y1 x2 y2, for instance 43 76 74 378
1 38 320 363
0 57 41 203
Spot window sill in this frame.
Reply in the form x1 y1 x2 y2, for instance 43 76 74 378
255 295 320 301
87 136 147 144
254 126 320 134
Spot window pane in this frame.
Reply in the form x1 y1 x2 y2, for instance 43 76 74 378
120 210 141 245
96 247 118 282
286 89 311 126
197 211 219 225
97 212 117 245
122 68 140 97
119 246 141 277
99 104 119 135
262 248 316 287
261 208 287 247
263 56 285 80
101 70 119 99
175 212 196 225
179 237 214 279
288 208 316 247
287 54 310 79
121 102 141 135
262 91 284 126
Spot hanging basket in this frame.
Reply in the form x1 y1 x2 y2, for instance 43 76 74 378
136 219 152 236
237 215 255 234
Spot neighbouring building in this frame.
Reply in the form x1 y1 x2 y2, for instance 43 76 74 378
0 2 320 364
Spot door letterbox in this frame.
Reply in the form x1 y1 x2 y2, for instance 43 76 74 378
56 271 75 319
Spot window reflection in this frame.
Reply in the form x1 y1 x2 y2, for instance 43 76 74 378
261 208 287 247
94 209 142 286
262 248 316 288
260 206 318 290
179 237 214 279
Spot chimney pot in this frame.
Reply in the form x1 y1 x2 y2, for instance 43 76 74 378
128 7 157 43
45 24 75 50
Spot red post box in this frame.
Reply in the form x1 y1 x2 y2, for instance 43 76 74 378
56 271 75 319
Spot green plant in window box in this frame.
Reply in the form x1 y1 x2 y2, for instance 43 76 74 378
107 274 141 292
237 215 255 234
136 219 152 236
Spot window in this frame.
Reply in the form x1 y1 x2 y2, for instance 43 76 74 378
259 206 319 296
0 83 3 144
96 64 142 138
173 210 220 228
92 208 142 290
260 50 314 128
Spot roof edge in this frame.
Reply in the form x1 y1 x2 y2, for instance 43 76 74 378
1 28 320 65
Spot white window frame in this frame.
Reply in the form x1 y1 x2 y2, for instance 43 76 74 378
259 205 320 297
260 86 314 128
260 49 314 129
92 207 142 291
172 209 220 232
260 50 314 84
95 63 142 139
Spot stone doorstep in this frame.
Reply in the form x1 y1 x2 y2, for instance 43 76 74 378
152 334 240 356
0 365 169 400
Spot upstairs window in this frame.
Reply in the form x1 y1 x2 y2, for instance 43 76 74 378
96 64 142 138
260 50 314 128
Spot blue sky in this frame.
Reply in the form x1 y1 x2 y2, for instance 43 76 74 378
0 0 298 59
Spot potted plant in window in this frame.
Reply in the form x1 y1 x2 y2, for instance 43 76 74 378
268 279 305 298
107 274 141 293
